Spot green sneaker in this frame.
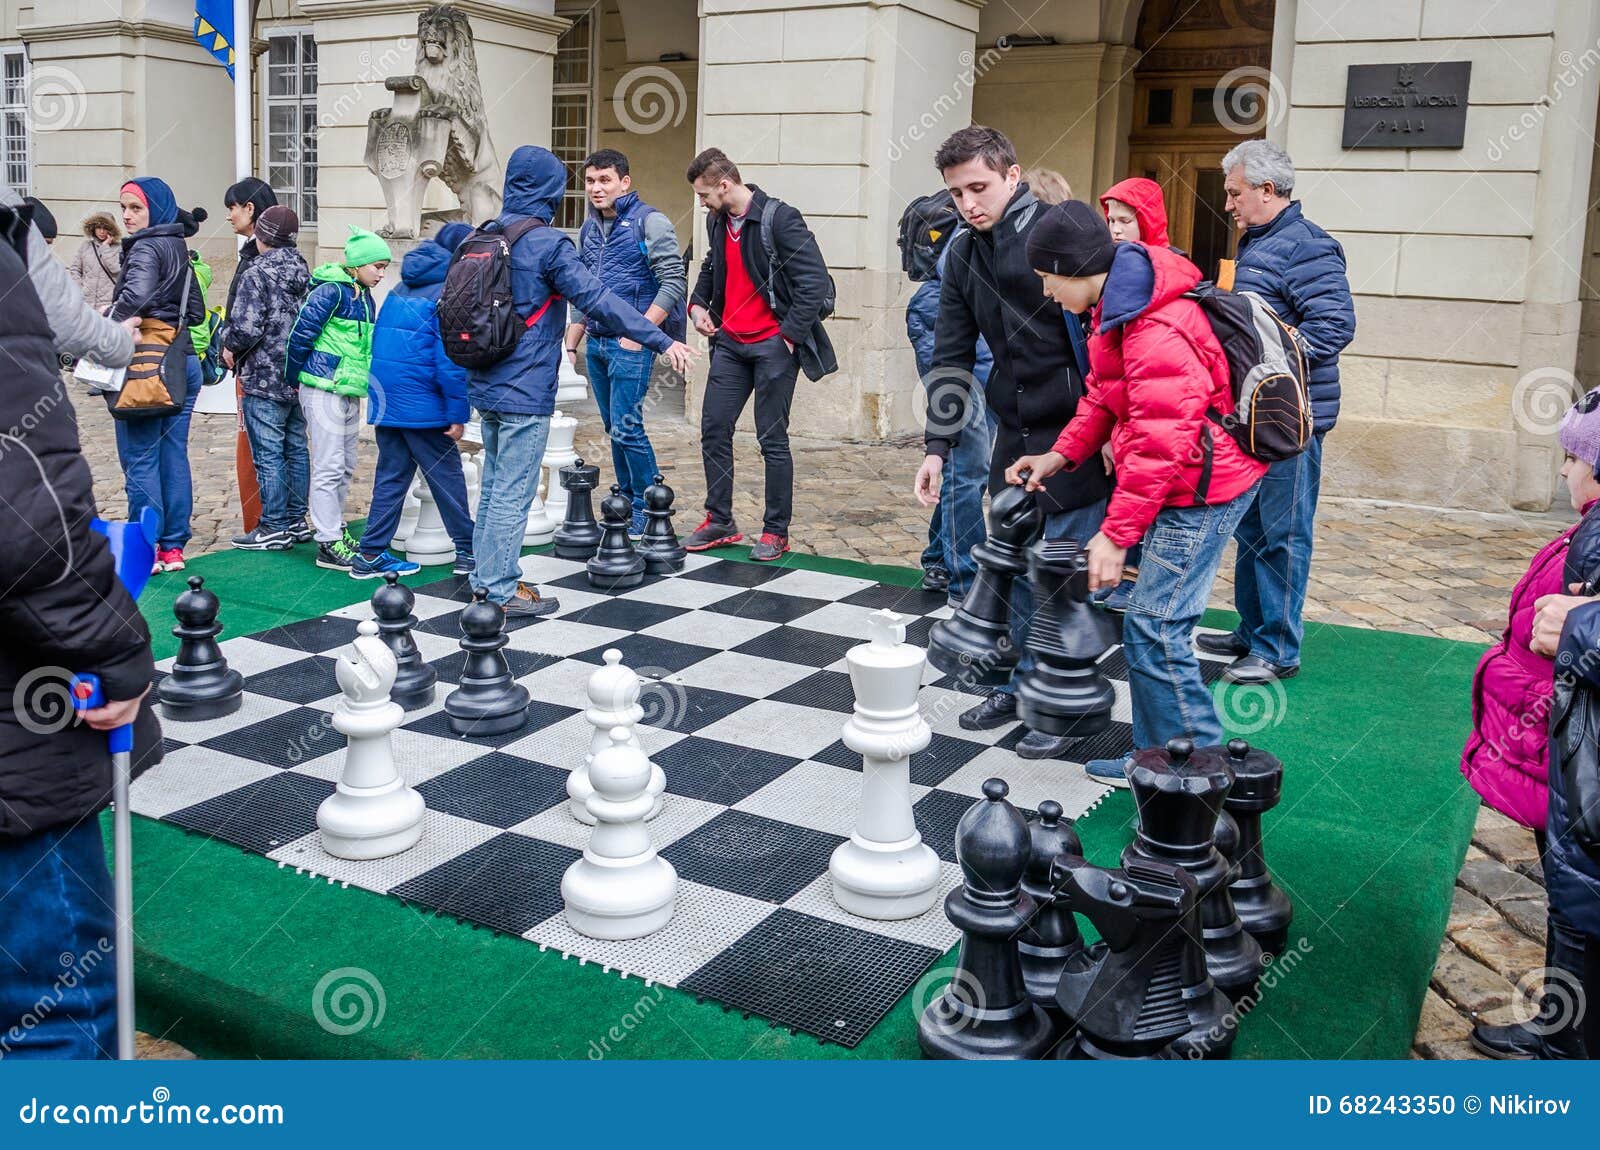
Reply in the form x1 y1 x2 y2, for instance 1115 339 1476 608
316 537 358 571
341 527 362 552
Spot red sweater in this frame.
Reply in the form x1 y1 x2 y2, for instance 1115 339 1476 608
720 223 782 343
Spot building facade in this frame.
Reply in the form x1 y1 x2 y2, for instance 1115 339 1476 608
5 0 1599 513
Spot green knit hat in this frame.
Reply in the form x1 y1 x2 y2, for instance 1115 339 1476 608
344 225 392 268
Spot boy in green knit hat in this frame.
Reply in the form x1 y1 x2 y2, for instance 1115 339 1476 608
285 225 391 570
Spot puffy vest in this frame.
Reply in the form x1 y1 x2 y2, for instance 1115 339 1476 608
578 191 664 337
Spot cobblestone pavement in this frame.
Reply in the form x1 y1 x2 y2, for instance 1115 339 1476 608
76 378 1574 1061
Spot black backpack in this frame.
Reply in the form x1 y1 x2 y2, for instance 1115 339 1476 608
1185 282 1314 463
897 191 961 282
439 218 562 369
758 198 836 319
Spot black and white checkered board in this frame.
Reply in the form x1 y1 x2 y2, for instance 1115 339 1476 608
135 552 1235 1047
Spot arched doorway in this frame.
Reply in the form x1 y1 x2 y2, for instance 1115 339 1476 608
1126 0 1275 278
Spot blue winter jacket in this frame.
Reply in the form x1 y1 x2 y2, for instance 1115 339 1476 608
907 277 993 383
469 146 673 416
368 240 470 429
1232 201 1356 435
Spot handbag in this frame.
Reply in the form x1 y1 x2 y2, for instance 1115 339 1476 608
106 266 192 421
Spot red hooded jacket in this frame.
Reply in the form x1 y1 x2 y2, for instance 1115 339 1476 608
1100 178 1171 248
1053 243 1267 548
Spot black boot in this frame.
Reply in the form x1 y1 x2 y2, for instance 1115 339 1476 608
959 692 1018 731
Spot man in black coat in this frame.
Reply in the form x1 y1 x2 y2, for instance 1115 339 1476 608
913 126 1111 761
0 203 162 1058
684 147 836 563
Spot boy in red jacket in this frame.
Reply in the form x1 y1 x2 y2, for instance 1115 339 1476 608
1009 201 1266 787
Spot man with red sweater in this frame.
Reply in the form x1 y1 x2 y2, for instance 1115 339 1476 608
1009 201 1265 787
685 148 836 561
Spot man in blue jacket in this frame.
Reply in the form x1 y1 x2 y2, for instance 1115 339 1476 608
1198 140 1355 685
470 146 695 615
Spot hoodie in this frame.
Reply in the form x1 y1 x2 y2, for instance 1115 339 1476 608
1053 242 1267 547
1099 178 1171 248
224 243 311 401
368 240 470 428
470 145 673 416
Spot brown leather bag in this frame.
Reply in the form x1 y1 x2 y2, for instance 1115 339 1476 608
107 267 192 420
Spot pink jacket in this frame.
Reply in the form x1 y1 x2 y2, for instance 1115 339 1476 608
1460 507 1593 829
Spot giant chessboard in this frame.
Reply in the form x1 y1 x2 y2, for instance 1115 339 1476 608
134 551 1236 1047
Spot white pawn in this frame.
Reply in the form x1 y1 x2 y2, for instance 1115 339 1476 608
829 609 941 919
393 480 421 546
461 452 481 518
318 619 425 859
570 649 664 824
523 473 555 546
562 726 677 940
538 411 579 535
556 353 589 406
405 476 455 567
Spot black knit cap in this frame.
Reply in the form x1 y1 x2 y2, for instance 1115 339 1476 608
224 176 277 220
1026 199 1116 277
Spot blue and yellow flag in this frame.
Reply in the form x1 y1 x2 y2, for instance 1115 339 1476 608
193 1 237 79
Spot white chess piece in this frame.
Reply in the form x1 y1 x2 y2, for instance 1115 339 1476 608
571 649 665 824
537 411 578 535
461 451 481 518
393 478 421 546
561 726 677 940
405 476 456 567
829 609 941 919
317 619 425 859
556 354 589 406
522 472 556 546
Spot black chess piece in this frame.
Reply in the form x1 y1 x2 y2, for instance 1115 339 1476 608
1018 800 1087 1012
443 589 531 736
637 473 686 575
552 457 603 560
372 572 437 710
1049 854 1199 1060
1220 738 1293 956
157 575 243 721
1123 739 1258 1056
1014 539 1118 738
918 778 1056 1060
926 484 1043 687
587 485 647 590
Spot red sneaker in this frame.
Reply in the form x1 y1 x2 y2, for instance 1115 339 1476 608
683 516 743 552
154 548 186 572
750 533 789 562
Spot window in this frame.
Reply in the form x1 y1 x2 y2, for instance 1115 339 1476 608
551 10 594 231
264 31 318 225
2 49 28 196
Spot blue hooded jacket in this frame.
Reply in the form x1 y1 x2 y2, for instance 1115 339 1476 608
470 146 673 415
368 239 470 428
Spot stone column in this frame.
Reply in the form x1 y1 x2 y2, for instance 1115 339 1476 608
691 0 982 442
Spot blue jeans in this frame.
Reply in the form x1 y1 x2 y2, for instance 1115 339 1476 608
240 393 309 533
471 410 549 603
113 355 200 550
0 820 118 1059
1123 481 1262 750
586 335 659 515
996 497 1108 698
922 406 994 596
1230 433 1323 667
362 427 474 556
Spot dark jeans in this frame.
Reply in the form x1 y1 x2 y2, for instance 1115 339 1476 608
586 335 659 515
1230 433 1324 666
113 355 200 550
995 498 1107 698
360 426 475 556
240 393 309 533
922 405 994 596
700 335 799 536
1538 910 1599 1059
0 820 118 1059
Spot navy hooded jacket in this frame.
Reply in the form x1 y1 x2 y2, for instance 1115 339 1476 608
469 146 673 415
368 239 470 428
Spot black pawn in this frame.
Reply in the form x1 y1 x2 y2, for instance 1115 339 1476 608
552 457 603 560
1015 539 1118 738
918 778 1055 1060
587 485 646 590
926 484 1043 687
443 589 530 736
1221 739 1293 956
157 575 243 720
637 473 686 575
1018 800 1087 1011
372 572 436 711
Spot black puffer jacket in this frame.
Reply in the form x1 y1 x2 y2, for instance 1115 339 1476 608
109 222 206 336
925 183 1112 515
0 205 163 841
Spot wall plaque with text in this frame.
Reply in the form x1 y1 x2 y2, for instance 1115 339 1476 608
1342 61 1470 149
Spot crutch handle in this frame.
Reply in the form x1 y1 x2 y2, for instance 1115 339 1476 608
70 673 134 754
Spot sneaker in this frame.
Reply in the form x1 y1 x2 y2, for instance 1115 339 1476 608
154 548 186 573
289 521 315 544
341 527 362 552
350 550 421 580
683 516 742 552
628 509 648 541
750 533 789 562
503 581 560 618
959 692 1018 731
453 553 476 577
1469 1020 1542 1060
1102 576 1136 613
947 590 966 611
316 538 357 571
232 527 294 552
922 565 951 594
1084 756 1132 789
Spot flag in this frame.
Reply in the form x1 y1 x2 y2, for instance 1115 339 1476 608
193 1 237 79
